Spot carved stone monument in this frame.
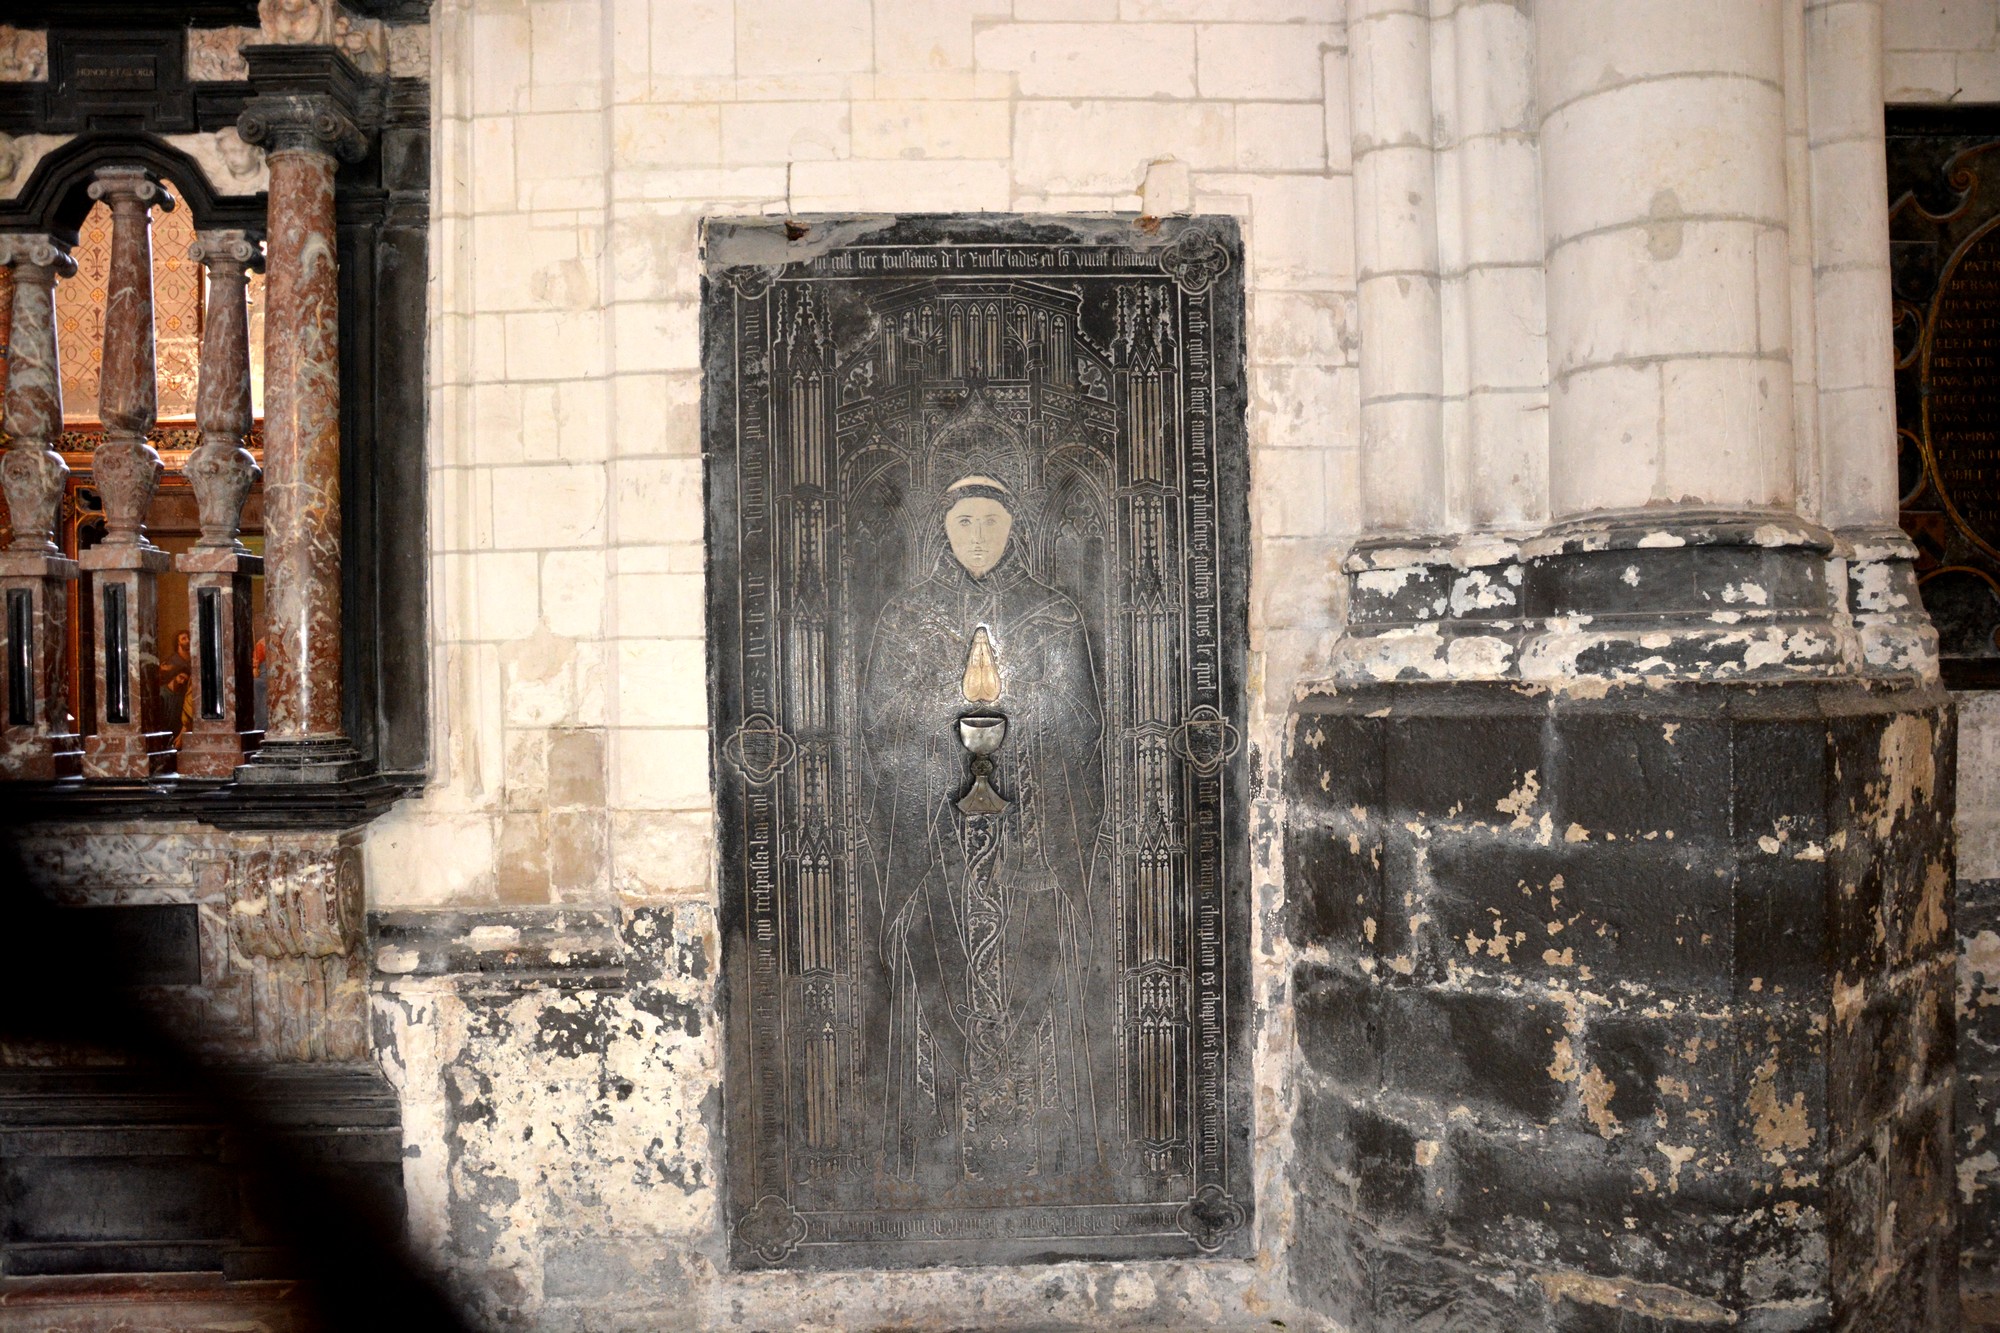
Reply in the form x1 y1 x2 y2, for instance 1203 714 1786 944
703 216 1252 1269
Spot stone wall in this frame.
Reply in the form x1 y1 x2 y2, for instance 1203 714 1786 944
353 0 1986 1326
372 0 1353 1323
1886 0 2000 100
383 0 1356 909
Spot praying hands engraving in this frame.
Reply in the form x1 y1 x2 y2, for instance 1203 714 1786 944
860 476 1113 1187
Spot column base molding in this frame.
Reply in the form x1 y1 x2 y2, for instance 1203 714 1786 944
1333 508 1938 686
1845 526 1940 679
75 543 173 576
236 737 367 785
177 728 264 779
0 730 81 780
82 731 177 780
0 550 78 580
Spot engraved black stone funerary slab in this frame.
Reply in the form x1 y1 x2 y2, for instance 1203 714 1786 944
703 215 1252 1269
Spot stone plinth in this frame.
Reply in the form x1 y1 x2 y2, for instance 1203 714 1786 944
1285 678 1957 1330
175 549 265 778
0 549 80 779
78 545 177 779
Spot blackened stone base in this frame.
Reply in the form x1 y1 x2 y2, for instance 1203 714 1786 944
1961 877 2000 1299
0 1064 403 1280
1285 679 1957 1331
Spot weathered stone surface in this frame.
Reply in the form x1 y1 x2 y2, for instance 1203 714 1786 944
1962 875 2000 1294
703 215 1254 1270
1285 678 1959 1332
6 823 369 1065
370 902 1283 1330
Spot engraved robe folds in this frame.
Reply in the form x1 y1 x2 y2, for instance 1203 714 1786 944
861 542 1113 1187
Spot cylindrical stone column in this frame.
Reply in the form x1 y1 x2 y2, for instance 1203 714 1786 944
236 92 365 782
79 167 176 779
1443 0 1547 532
0 234 81 779
1349 0 1445 536
176 230 266 779
1802 0 1935 676
1806 0 1896 531
1537 0 1795 517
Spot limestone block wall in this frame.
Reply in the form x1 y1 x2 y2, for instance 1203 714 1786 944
364 0 1989 1322
372 0 1355 1323
1886 0 2000 99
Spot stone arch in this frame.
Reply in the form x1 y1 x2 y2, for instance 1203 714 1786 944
0 132 265 240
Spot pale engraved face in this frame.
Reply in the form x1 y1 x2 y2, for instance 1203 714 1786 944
945 496 1013 578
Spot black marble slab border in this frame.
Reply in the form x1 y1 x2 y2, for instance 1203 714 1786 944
702 214 1254 1270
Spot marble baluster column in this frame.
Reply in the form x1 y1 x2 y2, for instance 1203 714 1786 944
236 86 366 783
0 234 81 779
177 231 266 778
79 167 176 778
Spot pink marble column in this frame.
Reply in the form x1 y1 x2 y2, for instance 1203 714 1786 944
79 167 176 779
0 234 81 779
236 92 365 782
176 230 266 779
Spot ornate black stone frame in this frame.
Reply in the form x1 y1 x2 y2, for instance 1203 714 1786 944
703 215 1254 1270
0 32 429 827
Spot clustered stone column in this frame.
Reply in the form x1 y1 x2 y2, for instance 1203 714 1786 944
176 231 266 779
79 167 176 779
236 58 366 783
0 234 81 780
1348 0 1444 538
1289 1 1958 1328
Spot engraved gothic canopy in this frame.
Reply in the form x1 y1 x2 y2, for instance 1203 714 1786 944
702 215 1253 1270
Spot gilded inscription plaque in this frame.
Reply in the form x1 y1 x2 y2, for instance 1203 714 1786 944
703 216 1252 1269
1924 227 2000 554
1892 108 2000 684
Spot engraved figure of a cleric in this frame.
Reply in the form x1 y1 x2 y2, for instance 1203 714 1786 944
860 474 1113 1187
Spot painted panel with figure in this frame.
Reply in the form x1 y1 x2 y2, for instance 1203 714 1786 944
703 216 1252 1270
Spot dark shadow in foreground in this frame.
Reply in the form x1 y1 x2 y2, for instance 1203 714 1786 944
0 816 474 1332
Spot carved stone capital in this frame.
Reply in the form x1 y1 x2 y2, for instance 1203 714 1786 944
190 228 266 274
238 93 367 162
86 165 176 213
0 233 75 279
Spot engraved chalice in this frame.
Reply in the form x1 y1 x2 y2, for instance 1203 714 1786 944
957 713 1009 815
